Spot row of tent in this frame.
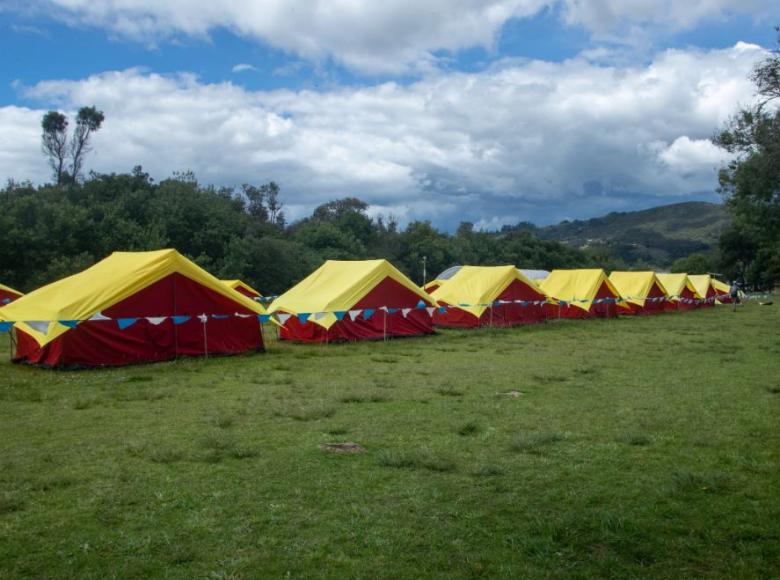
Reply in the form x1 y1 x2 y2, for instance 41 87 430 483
0 249 733 368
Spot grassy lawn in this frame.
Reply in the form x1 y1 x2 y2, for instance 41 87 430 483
1 303 778 578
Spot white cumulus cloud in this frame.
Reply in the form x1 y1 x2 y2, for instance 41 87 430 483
3 43 762 226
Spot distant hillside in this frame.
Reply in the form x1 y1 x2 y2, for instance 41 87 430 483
526 202 730 268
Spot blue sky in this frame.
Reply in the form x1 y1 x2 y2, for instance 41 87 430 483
1 1 778 228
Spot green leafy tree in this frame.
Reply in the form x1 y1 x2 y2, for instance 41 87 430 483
714 28 780 287
70 106 105 181
41 111 69 185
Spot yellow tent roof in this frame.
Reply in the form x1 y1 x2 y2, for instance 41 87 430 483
0 282 22 297
539 269 627 312
711 278 729 294
269 259 436 330
608 271 666 308
430 265 546 318
423 279 444 292
655 273 702 300
688 274 714 298
0 249 266 347
221 279 262 297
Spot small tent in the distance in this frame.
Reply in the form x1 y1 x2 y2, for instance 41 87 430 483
608 271 668 315
655 273 702 311
711 278 735 304
540 269 628 318
431 265 550 328
0 283 23 305
688 274 718 307
222 279 262 299
269 259 437 343
0 249 267 368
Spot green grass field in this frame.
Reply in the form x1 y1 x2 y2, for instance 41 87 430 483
1 304 778 578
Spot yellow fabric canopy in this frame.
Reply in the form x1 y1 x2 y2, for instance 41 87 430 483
221 279 262 297
608 271 666 307
430 265 546 318
711 278 729 294
269 259 435 330
655 273 701 300
539 269 628 312
0 282 22 297
0 249 266 347
423 279 444 292
688 274 714 298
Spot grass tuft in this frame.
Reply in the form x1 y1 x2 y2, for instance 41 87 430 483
458 420 483 436
470 464 505 477
617 432 652 446
377 449 457 473
435 385 464 397
511 432 566 454
278 404 336 422
0 494 25 514
147 447 184 464
670 471 733 495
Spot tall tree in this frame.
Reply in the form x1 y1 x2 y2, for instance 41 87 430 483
713 29 780 286
70 106 105 181
41 111 68 185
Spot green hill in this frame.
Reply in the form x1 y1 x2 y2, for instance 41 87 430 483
534 201 730 268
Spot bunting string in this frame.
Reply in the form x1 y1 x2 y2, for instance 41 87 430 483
0 293 741 334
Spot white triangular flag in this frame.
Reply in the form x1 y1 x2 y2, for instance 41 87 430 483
426 307 435 317
348 309 362 321
146 316 167 326
26 321 51 335
276 313 292 324
234 312 252 319
197 314 208 323
379 306 389 312
314 312 328 320
401 308 412 318
88 311 111 321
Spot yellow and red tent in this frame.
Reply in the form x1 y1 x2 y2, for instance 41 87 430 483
608 271 668 315
269 259 436 342
539 269 628 318
687 274 717 307
655 273 702 311
0 249 266 367
430 265 550 327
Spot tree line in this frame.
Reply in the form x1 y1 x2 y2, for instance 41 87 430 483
0 168 605 294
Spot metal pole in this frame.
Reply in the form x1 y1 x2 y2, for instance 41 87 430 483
202 317 208 358
422 256 427 286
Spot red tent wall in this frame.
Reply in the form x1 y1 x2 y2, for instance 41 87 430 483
279 277 434 343
13 273 263 368
433 278 548 328
555 281 619 319
699 285 716 307
664 287 699 312
233 285 259 299
621 281 668 315
0 288 21 304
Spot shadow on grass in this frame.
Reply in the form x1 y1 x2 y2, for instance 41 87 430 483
377 449 457 473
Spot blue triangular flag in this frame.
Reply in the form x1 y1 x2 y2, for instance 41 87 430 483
363 308 375 320
0 321 13 333
117 318 139 330
259 314 271 323
416 300 426 309
212 314 229 319
298 313 311 324
171 315 190 326
387 307 399 314
58 320 79 329
438 307 446 314
334 311 346 321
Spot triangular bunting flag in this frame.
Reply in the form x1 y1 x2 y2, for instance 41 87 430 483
348 310 362 321
88 311 111 321
212 314 229 319
259 314 271 323
116 318 139 330
0 321 13 333
437 306 446 314
314 312 328 320
401 308 411 318
197 314 208 324
387 307 399 314
298 313 311 324
334 311 347 321
58 320 79 329
379 306 388 312
146 316 167 326
416 300 426 309
426 307 435 317
363 309 375 320
171 315 190 326
234 313 253 318
276 313 292 325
